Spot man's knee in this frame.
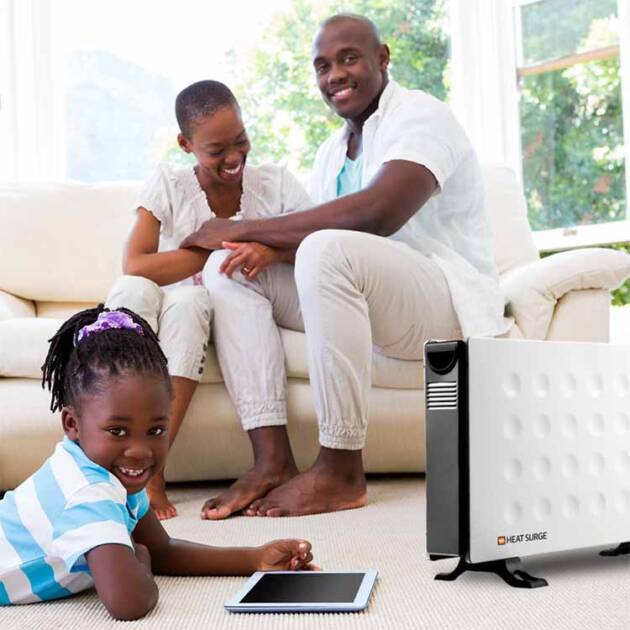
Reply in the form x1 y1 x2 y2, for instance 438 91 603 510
294 230 354 291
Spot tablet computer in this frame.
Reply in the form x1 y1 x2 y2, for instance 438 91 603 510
225 570 378 613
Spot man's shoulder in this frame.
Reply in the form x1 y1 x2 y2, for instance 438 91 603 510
383 81 453 122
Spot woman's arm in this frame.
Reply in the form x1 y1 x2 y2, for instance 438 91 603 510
86 542 158 621
133 510 314 576
123 208 210 286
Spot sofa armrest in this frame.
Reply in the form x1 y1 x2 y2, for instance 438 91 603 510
546 289 610 342
0 289 35 320
500 248 630 339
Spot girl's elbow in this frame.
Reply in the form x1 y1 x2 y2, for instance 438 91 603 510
104 585 158 620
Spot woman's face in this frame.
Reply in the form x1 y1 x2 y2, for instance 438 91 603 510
179 105 251 187
61 372 171 494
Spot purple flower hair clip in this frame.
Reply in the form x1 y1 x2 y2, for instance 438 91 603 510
75 310 144 347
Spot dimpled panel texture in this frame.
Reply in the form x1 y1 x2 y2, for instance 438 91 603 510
468 337 630 563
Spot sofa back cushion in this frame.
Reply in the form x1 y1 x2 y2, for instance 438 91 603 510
0 181 139 302
481 165 539 274
0 166 537 303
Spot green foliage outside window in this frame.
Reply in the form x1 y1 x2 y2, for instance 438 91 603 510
228 0 449 173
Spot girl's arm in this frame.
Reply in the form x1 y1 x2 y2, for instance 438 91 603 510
123 208 210 286
85 542 158 621
133 509 314 576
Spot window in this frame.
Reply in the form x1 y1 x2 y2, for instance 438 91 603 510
513 0 630 249
0 0 450 183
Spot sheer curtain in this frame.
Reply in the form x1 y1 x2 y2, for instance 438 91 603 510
0 0 62 182
449 0 522 176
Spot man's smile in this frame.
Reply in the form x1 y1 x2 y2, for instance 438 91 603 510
328 85 357 102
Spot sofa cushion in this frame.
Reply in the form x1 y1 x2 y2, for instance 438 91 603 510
0 318 423 389
482 165 539 275
0 182 138 302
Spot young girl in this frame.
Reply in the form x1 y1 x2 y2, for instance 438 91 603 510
0 306 315 620
107 79 312 519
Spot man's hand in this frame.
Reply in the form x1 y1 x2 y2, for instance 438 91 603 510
180 218 242 251
256 539 318 571
220 241 286 279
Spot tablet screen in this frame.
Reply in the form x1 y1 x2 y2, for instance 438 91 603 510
240 573 366 603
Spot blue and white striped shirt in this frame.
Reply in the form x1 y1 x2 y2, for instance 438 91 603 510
0 437 149 605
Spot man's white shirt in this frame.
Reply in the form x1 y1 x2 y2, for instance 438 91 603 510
309 79 511 338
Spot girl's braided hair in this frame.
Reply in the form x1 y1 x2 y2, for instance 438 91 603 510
41 305 170 413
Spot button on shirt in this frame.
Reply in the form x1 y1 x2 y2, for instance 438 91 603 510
310 80 510 337
0 438 149 605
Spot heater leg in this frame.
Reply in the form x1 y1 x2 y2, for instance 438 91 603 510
600 542 630 557
435 556 548 588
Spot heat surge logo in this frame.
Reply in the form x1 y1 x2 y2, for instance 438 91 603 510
497 531 548 545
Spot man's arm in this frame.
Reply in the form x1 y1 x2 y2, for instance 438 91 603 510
181 161 437 251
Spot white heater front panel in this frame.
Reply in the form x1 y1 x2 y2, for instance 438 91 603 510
468 337 630 563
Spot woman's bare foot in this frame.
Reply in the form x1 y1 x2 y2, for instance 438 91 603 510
201 425 299 520
246 447 368 517
201 462 298 520
147 472 177 520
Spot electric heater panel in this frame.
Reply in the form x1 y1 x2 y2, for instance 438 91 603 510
467 337 630 563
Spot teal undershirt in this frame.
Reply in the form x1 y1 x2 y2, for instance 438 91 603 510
336 153 363 198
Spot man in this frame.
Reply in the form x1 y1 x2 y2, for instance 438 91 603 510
182 14 508 517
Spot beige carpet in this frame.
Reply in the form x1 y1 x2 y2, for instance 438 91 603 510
4 477 630 629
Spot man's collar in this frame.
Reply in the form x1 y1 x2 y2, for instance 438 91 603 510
340 79 400 138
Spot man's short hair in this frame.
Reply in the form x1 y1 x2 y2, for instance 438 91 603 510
175 80 237 138
319 13 382 49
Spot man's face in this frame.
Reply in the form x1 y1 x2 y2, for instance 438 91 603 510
312 19 389 121
62 373 171 494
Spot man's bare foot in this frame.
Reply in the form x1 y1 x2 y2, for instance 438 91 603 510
201 425 299 520
246 448 368 517
201 463 298 520
147 473 177 520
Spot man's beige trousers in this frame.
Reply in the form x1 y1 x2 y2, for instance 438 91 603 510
203 229 461 450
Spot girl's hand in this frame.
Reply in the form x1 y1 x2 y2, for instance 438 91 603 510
256 539 318 571
219 241 285 279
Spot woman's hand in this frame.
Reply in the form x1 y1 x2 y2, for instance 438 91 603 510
256 539 318 571
220 241 288 279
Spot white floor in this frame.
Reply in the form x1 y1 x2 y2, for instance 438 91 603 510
5 478 630 630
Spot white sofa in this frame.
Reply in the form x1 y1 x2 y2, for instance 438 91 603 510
1 167 629 490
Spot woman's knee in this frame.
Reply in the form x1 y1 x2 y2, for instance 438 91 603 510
161 286 211 323
106 275 162 324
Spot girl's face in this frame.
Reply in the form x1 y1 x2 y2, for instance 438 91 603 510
61 373 171 494
178 105 251 187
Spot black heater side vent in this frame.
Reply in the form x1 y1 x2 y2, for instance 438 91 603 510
426 381 457 410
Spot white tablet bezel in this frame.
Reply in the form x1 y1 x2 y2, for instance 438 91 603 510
225 569 378 613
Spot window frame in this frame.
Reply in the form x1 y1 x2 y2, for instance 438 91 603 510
511 0 630 252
